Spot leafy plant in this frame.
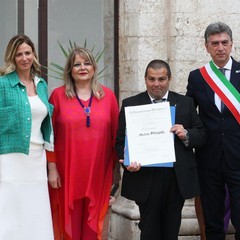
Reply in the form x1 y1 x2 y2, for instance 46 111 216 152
44 39 107 80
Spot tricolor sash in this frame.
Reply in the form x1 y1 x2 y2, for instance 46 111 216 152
199 60 240 124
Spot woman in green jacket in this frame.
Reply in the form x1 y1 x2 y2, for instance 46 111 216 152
0 34 54 240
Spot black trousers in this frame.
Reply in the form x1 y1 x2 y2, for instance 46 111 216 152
136 168 184 240
199 157 240 240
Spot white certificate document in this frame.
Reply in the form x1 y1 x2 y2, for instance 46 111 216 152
125 102 176 166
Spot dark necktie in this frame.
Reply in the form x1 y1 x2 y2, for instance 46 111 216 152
153 98 166 103
219 68 226 112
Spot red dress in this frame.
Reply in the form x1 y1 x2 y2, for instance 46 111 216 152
49 85 119 240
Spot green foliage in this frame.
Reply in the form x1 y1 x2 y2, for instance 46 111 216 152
44 39 107 80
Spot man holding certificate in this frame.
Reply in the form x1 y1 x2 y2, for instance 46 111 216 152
115 59 205 240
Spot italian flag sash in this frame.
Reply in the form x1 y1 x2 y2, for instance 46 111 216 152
200 60 240 124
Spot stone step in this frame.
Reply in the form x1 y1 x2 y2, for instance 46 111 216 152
107 196 235 240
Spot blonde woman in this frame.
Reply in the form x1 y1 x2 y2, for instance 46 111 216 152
0 34 54 240
48 47 119 240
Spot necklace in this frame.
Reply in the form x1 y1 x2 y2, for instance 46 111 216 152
75 93 93 127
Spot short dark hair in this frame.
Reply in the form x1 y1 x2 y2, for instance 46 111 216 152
204 22 232 43
145 59 171 78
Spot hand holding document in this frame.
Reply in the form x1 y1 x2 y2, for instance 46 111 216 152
124 102 176 166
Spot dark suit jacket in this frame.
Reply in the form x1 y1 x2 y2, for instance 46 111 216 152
115 91 205 202
186 58 240 170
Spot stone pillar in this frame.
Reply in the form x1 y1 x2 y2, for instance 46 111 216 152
119 0 170 101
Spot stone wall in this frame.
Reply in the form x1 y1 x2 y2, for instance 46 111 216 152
119 0 240 99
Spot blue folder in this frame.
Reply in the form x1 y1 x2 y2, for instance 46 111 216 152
124 106 176 167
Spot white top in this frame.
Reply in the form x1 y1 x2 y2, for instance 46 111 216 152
28 95 47 146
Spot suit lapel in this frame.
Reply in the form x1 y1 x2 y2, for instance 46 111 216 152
140 91 153 105
230 59 240 90
167 91 178 106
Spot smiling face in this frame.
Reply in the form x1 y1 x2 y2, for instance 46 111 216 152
205 32 232 67
145 67 171 100
71 54 95 84
14 42 34 73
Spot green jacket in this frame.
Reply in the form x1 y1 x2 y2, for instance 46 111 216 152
0 71 54 155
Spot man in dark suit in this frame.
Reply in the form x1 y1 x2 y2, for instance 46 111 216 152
186 22 240 240
115 59 205 240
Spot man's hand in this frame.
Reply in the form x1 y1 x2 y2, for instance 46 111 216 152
170 124 188 141
119 159 141 172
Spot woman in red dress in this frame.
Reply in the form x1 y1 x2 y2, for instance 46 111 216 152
47 47 119 240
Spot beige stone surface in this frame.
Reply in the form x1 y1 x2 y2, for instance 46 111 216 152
119 0 240 97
